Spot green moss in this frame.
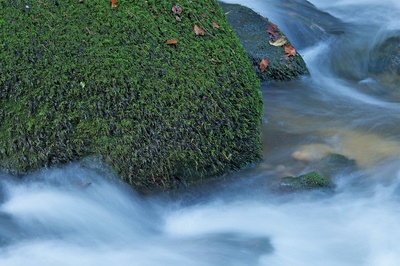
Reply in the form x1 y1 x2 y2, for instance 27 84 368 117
282 171 332 190
0 0 262 191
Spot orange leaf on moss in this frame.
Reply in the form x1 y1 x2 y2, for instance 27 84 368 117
284 45 296 56
166 39 178 45
212 22 220 29
194 25 204 36
260 59 270 72
172 6 182 14
111 0 117 8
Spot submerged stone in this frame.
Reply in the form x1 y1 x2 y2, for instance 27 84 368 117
310 153 357 180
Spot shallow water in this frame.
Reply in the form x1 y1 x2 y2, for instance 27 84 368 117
1 0 400 265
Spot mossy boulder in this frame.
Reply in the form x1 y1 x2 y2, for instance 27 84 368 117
281 171 333 191
0 0 263 191
218 2 309 81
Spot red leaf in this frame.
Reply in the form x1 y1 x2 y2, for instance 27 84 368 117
284 45 296 56
166 39 178 45
172 6 182 14
212 22 219 29
111 0 117 8
194 25 204 36
260 59 270 72
201 14 207 18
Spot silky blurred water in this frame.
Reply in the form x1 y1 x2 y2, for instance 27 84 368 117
1 0 400 265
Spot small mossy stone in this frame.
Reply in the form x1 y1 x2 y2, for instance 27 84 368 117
281 171 333 190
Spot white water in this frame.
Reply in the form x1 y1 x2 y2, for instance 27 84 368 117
1 0 400 265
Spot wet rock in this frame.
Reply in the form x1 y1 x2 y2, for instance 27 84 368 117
219 2 309 81
260 0 346 50
369 35 400 90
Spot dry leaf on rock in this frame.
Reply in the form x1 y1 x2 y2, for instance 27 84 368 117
260 59 270 72
194 25 204 36
166 39 178 45
285 45 296 56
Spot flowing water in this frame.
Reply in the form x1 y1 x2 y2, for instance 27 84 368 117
1 0 400 265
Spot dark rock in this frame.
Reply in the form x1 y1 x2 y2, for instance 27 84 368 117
219 2 309 81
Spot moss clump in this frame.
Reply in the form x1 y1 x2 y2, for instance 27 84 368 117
282 171 332 190
0 0 262 191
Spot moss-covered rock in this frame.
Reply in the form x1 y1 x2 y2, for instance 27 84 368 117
218 2 309 81
281 171 333 190
0 0 263 191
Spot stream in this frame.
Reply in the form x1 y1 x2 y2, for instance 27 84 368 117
1 0 400 265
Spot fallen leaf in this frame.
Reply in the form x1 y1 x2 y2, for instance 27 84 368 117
212 22 219 29
266 29 278 36
269 35 287 47
166 39 178 45
79 0 83 3
172 6 182 14
111 0 117 8
284 45 296 56
266 22 278 32
260 59 270 72
202 14 207 18
194 25 204 36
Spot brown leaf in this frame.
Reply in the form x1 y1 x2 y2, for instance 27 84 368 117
172 6 182 14
266 22 278 32
166 39 178 45
212 22 219 29
260 59 270 72
284 45 296 56
194 25 204 36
